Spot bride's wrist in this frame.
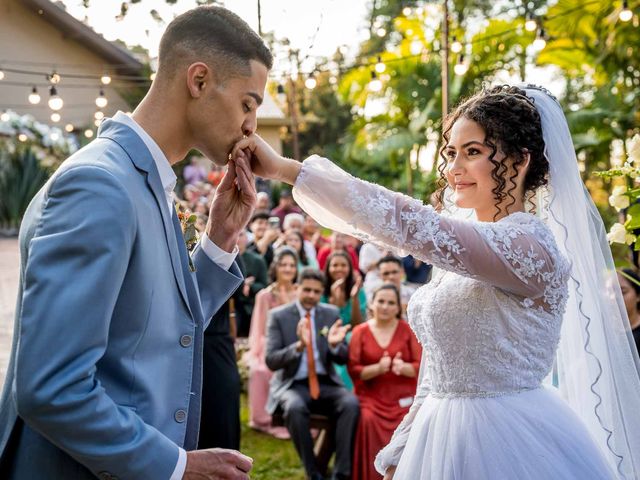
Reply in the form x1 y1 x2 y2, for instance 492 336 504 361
278 158 302 185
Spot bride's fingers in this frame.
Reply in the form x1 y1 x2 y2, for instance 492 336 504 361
231 136 255 160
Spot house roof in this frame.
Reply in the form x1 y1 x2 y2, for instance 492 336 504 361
19 0 144 75
259 91 289 125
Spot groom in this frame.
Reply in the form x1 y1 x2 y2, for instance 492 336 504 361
0 6 271 480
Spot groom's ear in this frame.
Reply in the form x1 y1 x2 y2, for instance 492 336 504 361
186 62 210 98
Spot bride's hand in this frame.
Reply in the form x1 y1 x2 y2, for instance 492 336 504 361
231 134 301 184
383 465 396 479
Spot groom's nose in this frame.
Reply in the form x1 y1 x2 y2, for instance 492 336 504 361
242 115 257 136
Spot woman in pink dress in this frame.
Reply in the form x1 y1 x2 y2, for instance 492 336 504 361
349 284 421 480
245 248 298 438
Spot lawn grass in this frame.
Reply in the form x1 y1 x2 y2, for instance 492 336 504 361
239 393 306 480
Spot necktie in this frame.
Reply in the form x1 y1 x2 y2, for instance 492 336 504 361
305 311 320 400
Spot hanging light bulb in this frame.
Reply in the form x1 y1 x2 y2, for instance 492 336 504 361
304 73 317 90
50 132 60 141
454 55 468 76
84 129 94 138
65 123 74 133
95 88 108 108
376 27 386 37
49 70 61 84
100 74 112 85
50 112 61 122
533 27 547 50
451 36 463 53
28 86 41 105
94 110 105 120
48 86 63 110
525 13 537 32
368 71 383 92
18 133 28 142
620 0 633 21
402 7 411 16
0 67 4 81
375 56 386 73
94 119 102 127
0 111 9 122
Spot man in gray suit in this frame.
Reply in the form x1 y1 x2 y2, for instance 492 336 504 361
266 268 359 480
0 6 270 480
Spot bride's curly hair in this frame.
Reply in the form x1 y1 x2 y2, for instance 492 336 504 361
436 85 549 220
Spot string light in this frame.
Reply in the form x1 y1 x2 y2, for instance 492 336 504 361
50 112 61 122
525 13 537 32
48 86 63 111
94 110 104 120
368 71 383 92
304 73 317 90
454 55 468 75
620 0 633 21
0 111 9 122
64 123 74 132
100 74 112 85
451 36 463 53
95 88 108 108
375 56 386 73
533 27 547 50
402 6 411 16
376 27 387 37
50 132 60 141
49 70 61 84
94 119 102 127
0 67 4 81
28 86 41 105
18 133 28 142
84 129 94 138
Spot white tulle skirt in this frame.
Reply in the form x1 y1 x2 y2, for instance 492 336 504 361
393 386 616 479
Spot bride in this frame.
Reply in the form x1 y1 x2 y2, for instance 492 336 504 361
232 85 640 479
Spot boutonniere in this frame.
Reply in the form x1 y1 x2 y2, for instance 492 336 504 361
319 326 329 338
176 205 199 272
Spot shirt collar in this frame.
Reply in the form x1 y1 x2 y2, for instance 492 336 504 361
112 111 176 196
295 300 315 319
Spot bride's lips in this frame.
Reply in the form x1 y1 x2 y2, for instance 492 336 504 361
455 182 476 190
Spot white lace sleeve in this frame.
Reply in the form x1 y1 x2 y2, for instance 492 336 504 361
374 349 429 474
293 156 568 311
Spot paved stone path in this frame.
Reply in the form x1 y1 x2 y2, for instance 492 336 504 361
0 238 19 388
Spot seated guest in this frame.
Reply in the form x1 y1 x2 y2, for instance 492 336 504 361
302 214 328 253
348 284 421 480
617 268 640 355
245 248 299 438
247 210 280 267
271 188 303 225
266 268 359 480
235 229 268 337
317 232 359 271
322 251 367 389
199 301 242 450
256 191 271 211
285 229 319 271
377 255 416 316
283 212 318 261
402 254 432 290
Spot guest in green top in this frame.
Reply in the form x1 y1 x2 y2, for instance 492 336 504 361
284 229 319 271
321 251 366 390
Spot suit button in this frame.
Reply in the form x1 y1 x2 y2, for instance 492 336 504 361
180 335 192 347
174 409 187 423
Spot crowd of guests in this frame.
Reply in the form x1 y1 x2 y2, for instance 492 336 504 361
176 171 432 480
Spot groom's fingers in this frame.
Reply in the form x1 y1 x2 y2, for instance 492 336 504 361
219 158 237 191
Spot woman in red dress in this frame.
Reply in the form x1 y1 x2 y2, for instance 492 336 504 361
348 284 422 480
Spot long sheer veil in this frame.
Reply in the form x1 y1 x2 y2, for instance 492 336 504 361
521 84 640 478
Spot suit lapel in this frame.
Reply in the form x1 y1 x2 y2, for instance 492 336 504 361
98 119 193 319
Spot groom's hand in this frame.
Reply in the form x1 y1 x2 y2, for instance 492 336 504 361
206 150 256 252
231 134 301 185
184 448 252 479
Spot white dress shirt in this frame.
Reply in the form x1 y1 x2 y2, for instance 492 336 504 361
111 111 238 479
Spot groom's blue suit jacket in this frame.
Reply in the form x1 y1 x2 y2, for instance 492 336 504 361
0 119 243 479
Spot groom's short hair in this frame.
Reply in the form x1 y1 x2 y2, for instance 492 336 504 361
157 6 273 81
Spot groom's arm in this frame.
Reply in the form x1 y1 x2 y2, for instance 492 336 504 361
15 165 180 479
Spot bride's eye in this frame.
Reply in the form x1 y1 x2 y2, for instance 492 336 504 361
467 148 480 156
445 150 456 161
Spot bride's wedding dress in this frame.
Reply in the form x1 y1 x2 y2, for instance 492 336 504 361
292 155 616 479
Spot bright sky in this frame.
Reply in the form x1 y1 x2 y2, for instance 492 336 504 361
61 0 371 75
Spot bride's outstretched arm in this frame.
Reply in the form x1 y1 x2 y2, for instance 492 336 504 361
233 135 563 303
